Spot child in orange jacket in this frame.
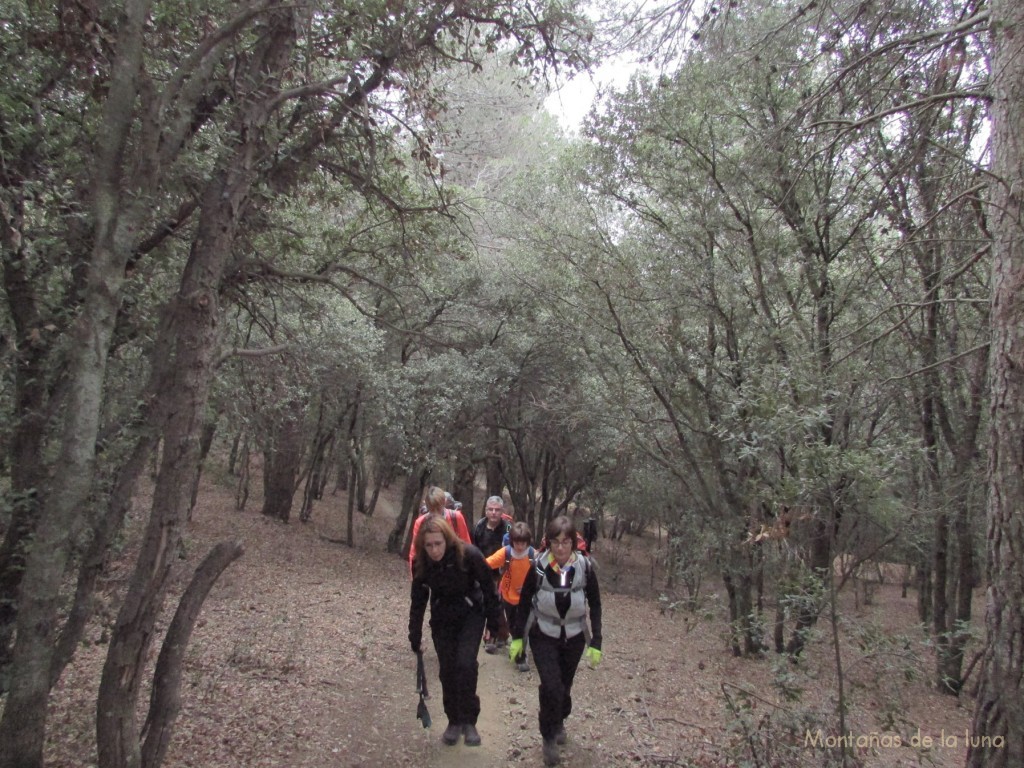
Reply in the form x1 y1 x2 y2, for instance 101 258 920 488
485 521 534 671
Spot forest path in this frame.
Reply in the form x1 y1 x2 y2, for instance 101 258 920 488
417 646 532 767
43 473 973 768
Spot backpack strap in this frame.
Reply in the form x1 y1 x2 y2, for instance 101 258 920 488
501 544 535 574
527 552 591 643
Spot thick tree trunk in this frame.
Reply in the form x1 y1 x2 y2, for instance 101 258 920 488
261 405 305 523
968 0 1024 761
97 178 238 768
0 0 154 762
0 239 49 684
51 423 161 689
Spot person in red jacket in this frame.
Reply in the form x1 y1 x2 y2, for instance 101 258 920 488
408 486 471 573
408 515 500 747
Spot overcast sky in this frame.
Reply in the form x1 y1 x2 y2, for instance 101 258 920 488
543 57 638 133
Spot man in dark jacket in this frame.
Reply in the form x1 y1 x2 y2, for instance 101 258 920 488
472 495 512 651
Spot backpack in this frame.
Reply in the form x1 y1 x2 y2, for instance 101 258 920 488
527 550 592 642
499 543 535 575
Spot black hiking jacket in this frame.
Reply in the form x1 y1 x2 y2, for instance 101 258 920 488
472 517 510 561
409 544 500 650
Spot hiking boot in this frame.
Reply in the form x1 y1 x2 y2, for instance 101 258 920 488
463 723 482 746
542 738 561 766
516 660 530 672
483 642 498 654
441 723 461 745
555 725 567 745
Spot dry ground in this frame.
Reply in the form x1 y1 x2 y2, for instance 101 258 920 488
38 466 977 768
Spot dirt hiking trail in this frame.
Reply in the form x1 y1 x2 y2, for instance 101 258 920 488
41 473 972 767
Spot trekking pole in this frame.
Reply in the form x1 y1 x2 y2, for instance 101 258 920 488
415 651 431 728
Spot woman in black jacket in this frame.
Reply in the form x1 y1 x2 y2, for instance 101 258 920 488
409 515 500 747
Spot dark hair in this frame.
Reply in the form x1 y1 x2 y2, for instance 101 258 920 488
509 521 532 545
413 515 465 578
544 515 576 549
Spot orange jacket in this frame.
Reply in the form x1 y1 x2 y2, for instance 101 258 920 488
485 545 534 605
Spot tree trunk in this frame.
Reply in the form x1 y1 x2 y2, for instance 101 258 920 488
364 469 385 517
301 427 334 523
227 431 242 476
51 419 161 691
451 462 477 525
916 548 933 624
0 0 154 761
786 514 834 656
968 0 1024 761
235 437 251 511
261 405 305 523
0 248 49 685
188 413 219 519
485 425 504 497
722 546 761 657
97 165 243 768
140 541 243 768
346 461 358 547
933 505 952 682
388 467 430 557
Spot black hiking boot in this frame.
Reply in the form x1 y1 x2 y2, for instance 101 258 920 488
463 723 482 746
542 738 561 766
555 724 567 745
441 722 461 745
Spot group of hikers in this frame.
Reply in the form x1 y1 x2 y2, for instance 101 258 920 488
407 486 602 767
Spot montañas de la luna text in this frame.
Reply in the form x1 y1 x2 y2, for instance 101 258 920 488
804 729 1005 750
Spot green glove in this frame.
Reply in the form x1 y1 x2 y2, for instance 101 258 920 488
585 646 602 668
508 638 524 663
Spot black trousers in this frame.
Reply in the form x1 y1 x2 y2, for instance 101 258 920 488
503 599 530 661
529 628 587 740
431 611 485 725
493 573 510 640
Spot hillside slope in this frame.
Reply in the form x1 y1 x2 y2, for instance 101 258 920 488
42 474 972 767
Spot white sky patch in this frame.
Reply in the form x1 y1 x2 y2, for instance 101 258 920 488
544 56 641 134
